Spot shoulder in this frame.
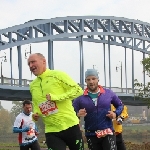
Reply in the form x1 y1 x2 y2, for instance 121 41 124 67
50 70 70 77
30 78 38 87
104 88 116 95
40 69 68 78
15 113 23 120
49 70 74 82
74 95 84 101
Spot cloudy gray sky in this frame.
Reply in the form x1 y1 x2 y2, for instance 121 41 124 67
1 0 150 110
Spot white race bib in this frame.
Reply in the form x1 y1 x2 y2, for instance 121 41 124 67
95 128 113 138
39 100 58 116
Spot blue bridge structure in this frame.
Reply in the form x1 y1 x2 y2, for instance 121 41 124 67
0 16 150 106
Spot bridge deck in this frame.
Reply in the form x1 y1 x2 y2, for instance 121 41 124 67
0 77 146 106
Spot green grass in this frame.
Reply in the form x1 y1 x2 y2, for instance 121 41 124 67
123 124 150 131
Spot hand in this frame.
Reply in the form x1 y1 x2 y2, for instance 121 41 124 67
46 94 51 101
22 127 30 132
106 111 116 119
116 117 123 125
35 131 40 136
77 108 87 117
32 113 40 121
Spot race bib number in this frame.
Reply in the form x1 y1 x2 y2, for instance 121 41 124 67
39 100 58 116
95 128 113 138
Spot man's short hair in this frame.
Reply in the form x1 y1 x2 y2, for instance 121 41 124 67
36 53 45 59
22 100 32 106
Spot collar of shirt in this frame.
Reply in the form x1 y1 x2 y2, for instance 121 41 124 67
83 85 105 96
38 69 51 79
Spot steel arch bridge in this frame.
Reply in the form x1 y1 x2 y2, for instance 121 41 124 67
0 16 150 105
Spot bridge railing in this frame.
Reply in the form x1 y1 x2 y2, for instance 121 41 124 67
0 76 139 94
79 84 139 95
0 76 32 87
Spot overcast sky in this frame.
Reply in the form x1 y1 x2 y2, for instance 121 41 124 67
1 0 150 110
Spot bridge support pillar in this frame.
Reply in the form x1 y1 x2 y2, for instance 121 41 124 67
48 40 54 70
125 47 127 93
143 41 146 87
103 43 106 87
108 35 111 88
17 46 22 86
132 38 135 94
79 36 84 89
10 48 13 86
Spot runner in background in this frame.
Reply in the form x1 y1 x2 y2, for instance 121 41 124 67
13 100 40 150
111 104 128 150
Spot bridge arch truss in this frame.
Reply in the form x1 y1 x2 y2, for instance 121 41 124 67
0 16 150 100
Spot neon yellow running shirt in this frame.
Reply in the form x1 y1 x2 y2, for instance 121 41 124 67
30 69 83 133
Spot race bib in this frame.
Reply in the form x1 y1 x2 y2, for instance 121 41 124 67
39 100 58 116
95 128 113 138
26 128 35 139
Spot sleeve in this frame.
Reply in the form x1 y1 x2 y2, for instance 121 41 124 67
111 104 115 111
35 124 39 132
111 92 123 117
13 115 22 128
13 115 23 133
72 97 80 114
32 102 41 116
120 105 128 119
13 127 30 133
13 127 22 133
49 71 83 101
30 83 42 115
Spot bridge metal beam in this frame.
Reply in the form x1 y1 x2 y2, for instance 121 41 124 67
79 36 84 89
17 30 22 86
48 40 54 69
0 16 150 103
0 16 150 54
108 35 111 88
0 84 146 106
103 43 106 87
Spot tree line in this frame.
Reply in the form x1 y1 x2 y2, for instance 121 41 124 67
134 55 150 108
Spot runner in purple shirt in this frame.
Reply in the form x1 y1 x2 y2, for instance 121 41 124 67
73 69 123 150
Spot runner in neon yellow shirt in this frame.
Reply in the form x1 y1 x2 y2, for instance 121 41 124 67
28 53 84 150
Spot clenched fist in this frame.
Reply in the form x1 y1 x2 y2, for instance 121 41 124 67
46 94 51 101
106 111 116 119
77 108 87 117
32 113 40 121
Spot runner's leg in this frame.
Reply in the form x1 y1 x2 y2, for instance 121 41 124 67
116 133 126 150
30 140 41 150
86 136 102 150
20 145 30 150
63 125 84 150
102 134 117 150
45 132 66 150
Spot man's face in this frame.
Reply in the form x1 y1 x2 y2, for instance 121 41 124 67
28 54 46 76
23 104 32 114
85 75 99 92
